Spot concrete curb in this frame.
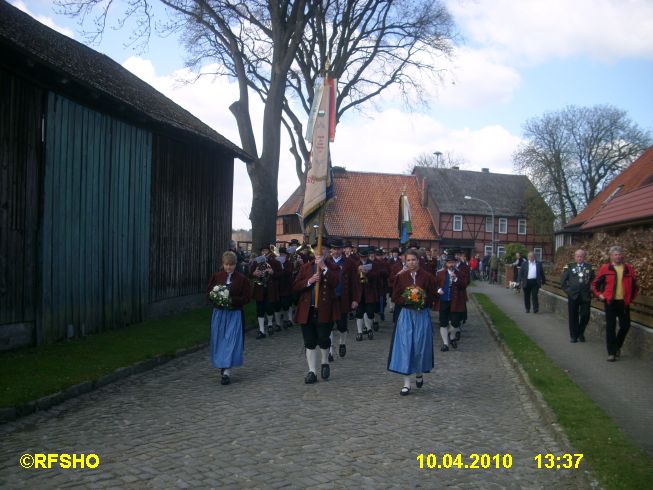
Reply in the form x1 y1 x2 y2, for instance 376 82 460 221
469 295 598 489
0 342 208 424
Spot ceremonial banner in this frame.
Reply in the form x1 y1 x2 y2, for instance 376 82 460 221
305 76 325 142
302 76 334 223
328 77 337 142
398 194 413 245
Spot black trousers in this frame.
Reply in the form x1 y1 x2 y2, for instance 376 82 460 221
439 300 462 328
301 308 332 350
605 300 630 356
568 296 590 340
334 307 348 333
523 279 540 312
256 299 277 317
355 300 376 319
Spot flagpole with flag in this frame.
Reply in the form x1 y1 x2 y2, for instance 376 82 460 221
398 192 413 247
302 69 337 308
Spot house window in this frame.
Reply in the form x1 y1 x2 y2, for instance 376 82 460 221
453 215 463 231
498 218 507 234
518 219 527 235
484 245 493 256
534 247 543 262
485 217 493 233
497 246 506 258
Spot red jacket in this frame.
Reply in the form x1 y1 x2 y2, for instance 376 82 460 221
591 262 638 306
433 267 469 312
207 271 252 308
293 260 341 324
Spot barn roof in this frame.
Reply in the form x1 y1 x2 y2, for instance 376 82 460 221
0 1 252 162
565 146 653 231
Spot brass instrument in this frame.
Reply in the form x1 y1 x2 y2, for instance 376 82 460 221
253 257 270 287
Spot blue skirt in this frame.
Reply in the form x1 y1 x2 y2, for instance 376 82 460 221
210 308 244 369
387 308 434 375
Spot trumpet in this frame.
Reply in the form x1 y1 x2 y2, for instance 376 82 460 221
252 257 271 287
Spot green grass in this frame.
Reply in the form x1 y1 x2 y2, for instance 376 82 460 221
0 303 257 408
474 293 653 490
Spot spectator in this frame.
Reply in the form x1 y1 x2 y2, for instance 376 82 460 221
518 252 546 313
592 246 638 362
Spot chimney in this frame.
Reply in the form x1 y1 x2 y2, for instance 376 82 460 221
481 168 489 173
420 177 428 207
452 166 460 170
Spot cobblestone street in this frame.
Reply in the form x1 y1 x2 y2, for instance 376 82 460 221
0 302 587 488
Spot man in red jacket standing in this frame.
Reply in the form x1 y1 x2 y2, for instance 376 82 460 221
592 246 638 362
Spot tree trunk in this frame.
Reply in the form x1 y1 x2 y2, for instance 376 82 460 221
248 162 279 253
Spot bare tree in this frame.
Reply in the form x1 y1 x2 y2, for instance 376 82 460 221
56 0 455 249
514 105 651 226
403 150 466 174
284 0 456 182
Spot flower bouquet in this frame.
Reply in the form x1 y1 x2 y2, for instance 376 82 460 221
209 285 232 309
402 285 426 310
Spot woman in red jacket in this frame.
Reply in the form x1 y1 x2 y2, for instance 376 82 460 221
591 246 638 362
207 251 252 385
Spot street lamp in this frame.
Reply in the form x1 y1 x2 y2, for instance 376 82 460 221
464 195 494 255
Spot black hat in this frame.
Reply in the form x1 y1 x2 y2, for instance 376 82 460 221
391 247 400 253
358 247 370 257
375 248 385 255
329 237 344 248
409 241 419 248
260 245 270 253
278 246 288 254
445 253 457 262
344 240 353 247
289 238 300 246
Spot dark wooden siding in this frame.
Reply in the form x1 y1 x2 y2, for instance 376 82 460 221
0 70 41 326
149 135 233 302
42 93 151 342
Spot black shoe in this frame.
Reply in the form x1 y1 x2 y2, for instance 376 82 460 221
454 331 461 341
367 329 374 340
356 333 363 341
416 375 424 389
267 327 274 336
400 386 411 396
275 324 282 332
221 375 230 385
305 371 318 384
579 334 586 342
570 338 578 343
256 331 266 339
339 344 346 358
373 322 380 332
441 345 449 352
362 325 368 334
615 349 621 359
321 364 330 380
533 309 538 314
328 352 334 363
450 339 457 349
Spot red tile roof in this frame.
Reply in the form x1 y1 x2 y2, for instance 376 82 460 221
581 184 653 230
565 146 653 229
278 170 438 240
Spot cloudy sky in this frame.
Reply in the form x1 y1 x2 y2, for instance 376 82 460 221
13 0 653 229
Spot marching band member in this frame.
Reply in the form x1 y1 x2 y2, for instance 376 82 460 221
434 253 469 351
293 244 341 383
387 248 437 396
326 238 358 359
251 245 281 339
389 248 407 325
276 246 294 329
352 248 379 341
373 248 389 330
207 251 252 385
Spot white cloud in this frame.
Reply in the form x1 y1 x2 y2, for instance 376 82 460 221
331 109 522 175
435 46 521 108
10 0 76 39
448 0 653 63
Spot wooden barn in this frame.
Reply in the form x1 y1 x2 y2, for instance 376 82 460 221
0 2 251 350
